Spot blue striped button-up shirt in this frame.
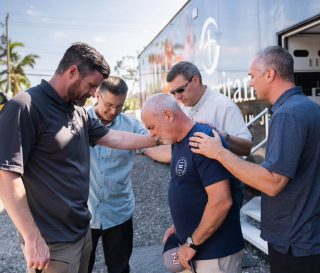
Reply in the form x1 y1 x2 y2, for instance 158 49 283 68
88 107 148 229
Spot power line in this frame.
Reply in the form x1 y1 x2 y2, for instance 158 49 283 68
0 12 159 25
25 73 52 77
10 21 148 33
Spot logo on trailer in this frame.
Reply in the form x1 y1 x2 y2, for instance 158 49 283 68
176 157 187 176
199 17 220 75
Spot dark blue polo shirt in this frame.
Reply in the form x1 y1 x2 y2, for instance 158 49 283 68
168 123 244 260
261 87 320 256
0 80 109 244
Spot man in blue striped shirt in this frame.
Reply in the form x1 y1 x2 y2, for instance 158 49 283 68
87 76 167 273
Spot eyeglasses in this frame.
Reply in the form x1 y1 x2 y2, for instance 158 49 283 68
98 92 123 111
169 76 194 95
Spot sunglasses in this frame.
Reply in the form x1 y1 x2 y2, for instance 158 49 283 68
169 76 194 95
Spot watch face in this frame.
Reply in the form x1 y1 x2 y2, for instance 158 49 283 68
186 237 199 251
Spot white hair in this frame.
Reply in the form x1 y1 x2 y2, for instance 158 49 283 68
142 93 181 117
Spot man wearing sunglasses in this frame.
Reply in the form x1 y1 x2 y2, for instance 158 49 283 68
87 76 168 273
167 61 252 157
156 62 252 162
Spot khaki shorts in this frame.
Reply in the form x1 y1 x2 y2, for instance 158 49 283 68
21 229 92 273
181 250 243 273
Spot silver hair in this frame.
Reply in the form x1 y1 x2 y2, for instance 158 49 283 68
142 93 181 117
254 46 295 83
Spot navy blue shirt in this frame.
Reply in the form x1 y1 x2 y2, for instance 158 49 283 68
168 123 244 260
261 87 320 256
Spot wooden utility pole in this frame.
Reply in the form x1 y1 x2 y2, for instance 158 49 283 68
5 13 11 96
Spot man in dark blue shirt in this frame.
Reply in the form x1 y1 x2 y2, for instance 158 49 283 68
190 46 320 273
142 94 244 273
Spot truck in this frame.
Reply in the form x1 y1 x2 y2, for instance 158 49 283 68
138 0 320 254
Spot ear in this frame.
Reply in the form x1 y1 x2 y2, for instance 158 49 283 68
68 65 79 80
193 75 200 86
95 90 99 99
265 68 275 83
164 109 174 122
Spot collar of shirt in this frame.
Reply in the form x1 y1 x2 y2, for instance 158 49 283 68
271 86 304 114
40 79 75 113
189 86 210 114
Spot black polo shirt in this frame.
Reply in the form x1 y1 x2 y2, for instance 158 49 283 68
0 80 109 243
261 87 320 256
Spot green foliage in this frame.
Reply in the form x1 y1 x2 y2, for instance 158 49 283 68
114 55 141 112
122 94 141 112
0 41 39 95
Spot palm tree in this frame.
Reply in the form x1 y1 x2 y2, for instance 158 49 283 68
0 41 39 96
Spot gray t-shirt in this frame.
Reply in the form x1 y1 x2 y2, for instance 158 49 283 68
0 80 109 243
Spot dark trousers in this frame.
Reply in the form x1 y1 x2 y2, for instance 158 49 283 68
88 218 133 273
268 243 320 273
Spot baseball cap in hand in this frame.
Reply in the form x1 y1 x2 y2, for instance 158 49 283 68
162 234 184 272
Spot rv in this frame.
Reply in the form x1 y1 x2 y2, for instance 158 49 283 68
138 0 320 253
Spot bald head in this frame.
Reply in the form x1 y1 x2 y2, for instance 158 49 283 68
141 93 193 144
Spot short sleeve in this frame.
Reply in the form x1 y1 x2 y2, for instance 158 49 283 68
87 115 110 146
133 118 148 136
223 107 252 140
261 113 306 179
194 154 233 188
0 99 38 175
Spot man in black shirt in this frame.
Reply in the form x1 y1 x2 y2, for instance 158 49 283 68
0 42 157 273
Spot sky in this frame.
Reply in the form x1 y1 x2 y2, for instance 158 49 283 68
0 0 188 88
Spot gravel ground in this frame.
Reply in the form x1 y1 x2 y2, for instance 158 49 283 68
0 155 269 273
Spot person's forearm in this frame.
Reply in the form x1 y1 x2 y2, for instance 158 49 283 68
217 148 288 196
227 135 252 156
191 196 232 245
0 170 41 241
143 145 172 163
0 170 50 269
97 129 157 150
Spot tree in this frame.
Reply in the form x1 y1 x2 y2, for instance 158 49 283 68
0 41 39 96
114 55 140 111
114 55 138 81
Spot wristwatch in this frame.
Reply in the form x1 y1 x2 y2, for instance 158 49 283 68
186 236 199 251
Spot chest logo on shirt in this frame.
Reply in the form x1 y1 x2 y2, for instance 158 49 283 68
175 157 187 176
